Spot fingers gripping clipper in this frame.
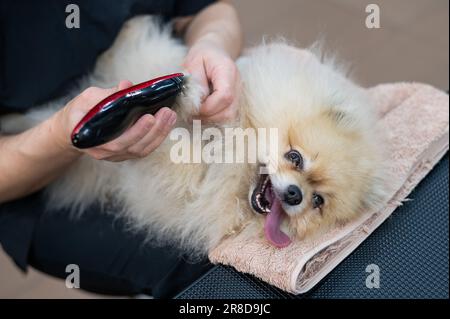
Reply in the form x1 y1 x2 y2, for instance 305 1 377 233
71 73 186 149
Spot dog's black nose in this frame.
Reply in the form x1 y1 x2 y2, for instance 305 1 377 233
284 185 302 206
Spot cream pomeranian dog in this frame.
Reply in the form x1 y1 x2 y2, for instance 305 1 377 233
1 16 388 255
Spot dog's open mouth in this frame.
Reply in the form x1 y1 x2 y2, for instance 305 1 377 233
251 174 292 248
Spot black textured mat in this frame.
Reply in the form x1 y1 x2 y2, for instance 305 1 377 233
177 153 449 299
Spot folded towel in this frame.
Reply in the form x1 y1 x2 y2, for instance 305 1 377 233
209 83 449 294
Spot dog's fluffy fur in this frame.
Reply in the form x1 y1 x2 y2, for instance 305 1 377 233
1 16 388 254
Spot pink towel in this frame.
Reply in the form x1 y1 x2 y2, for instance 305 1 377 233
209 82 449 294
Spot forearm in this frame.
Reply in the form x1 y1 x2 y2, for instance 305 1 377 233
0 116 80 203
183 1 243 59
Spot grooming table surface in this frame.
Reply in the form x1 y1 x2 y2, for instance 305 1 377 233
176 154 449 299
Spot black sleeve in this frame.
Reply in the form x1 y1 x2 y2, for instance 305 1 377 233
173 0 217 17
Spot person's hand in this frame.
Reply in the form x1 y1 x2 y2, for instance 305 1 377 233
184 42 240 123
52 80 177 162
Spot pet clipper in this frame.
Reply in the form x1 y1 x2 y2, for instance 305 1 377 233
71 73 185 149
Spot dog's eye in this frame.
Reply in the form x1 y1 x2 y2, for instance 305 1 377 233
285 150 303 169
312 193 324 209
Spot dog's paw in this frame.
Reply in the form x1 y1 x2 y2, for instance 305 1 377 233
175 75 206 122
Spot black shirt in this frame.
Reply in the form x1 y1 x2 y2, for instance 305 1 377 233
0 0 215 112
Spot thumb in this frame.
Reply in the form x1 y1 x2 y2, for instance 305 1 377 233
102 80 134 96
117 80 133 90
76 80 134 116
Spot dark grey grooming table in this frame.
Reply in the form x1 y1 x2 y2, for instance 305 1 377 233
176 153 449 299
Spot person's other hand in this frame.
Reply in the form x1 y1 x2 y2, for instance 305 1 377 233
184 42 240 123
52 80 177 161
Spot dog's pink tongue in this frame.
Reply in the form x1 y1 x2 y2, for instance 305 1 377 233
264 197 291 248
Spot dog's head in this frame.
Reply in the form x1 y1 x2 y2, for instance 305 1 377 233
240 42 387 247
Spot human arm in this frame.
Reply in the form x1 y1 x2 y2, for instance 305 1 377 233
175 1 243 122
0 81 177 203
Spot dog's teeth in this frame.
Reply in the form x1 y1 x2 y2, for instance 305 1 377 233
252 173 272 214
